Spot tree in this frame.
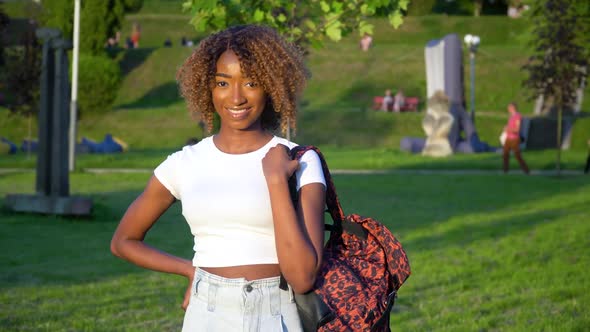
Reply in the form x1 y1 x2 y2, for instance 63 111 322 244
0 4 42 154
181 0 409 50
41 0 143 55
79 0 125 55
0 3 42 118
473 0 483 16
0 5 8 67
522 0 589 174
473 0 514 17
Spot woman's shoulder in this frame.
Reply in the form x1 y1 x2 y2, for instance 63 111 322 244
272 136 299 149
166 136 215 160
272 136 322 161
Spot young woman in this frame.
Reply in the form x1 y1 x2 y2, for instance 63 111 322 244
110 25 327 331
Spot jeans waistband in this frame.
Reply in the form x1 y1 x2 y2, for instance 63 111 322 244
195 268 282 289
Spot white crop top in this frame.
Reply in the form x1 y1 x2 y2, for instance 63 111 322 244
154 136 326 267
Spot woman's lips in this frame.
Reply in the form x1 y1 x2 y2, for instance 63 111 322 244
226 107 251 118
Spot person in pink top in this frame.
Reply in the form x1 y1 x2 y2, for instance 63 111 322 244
502 102 530 174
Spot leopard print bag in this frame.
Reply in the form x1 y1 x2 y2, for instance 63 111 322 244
285 145 411 332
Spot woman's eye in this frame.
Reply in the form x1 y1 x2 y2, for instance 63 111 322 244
245 82 257 88
216 81 228 87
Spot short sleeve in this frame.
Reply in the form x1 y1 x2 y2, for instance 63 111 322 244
295 150 326 191
154 151 182 200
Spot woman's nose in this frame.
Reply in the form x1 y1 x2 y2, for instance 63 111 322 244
231 85 247 105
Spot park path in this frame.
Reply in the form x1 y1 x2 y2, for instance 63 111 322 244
0 168 585 176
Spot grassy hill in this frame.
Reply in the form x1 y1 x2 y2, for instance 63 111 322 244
1 2 589 155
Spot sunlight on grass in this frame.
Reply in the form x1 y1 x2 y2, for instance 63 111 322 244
1 172 589 331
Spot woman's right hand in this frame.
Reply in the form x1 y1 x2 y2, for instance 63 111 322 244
182 268 196 311
262 144 299 184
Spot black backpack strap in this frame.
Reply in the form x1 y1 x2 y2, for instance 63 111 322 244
290 145 345 227
370 291 396 332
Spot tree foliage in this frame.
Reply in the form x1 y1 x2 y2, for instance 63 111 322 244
522 0 589 172
79 0 125 55
0 4 42 116
41 0 143 55
406 0 510 16
39 0 74 40
522 0 588 110
77 54 122 115
182 0 409 50
0 5 8 67
1 44 42 116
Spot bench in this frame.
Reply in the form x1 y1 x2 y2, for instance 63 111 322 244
401 97 419 112
372 96 420 112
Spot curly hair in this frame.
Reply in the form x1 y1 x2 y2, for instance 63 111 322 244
176 25 310 135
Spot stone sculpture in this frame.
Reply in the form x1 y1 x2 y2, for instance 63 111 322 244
422 90 454 157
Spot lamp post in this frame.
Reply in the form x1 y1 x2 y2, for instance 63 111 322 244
464 34 480 123
69 0 81 172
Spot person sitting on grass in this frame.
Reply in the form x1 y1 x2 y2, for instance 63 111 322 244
381 89 393 111
393 89 406 112
110 25 326 331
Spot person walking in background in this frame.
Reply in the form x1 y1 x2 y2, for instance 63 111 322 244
360 33 372 51
502 102 530 174
110 25 326 331
131 22 141 48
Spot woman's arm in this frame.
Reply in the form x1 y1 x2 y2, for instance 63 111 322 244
110 175 195 308
263 146 326 294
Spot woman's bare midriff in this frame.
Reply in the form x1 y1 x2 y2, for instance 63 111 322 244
200 264 281 281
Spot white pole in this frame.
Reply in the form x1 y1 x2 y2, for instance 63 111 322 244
69 0 81 172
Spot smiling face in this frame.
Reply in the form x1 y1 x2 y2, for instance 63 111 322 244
212 50 268 133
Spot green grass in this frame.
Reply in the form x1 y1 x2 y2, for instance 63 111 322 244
1 146 588 172
1 172 589 331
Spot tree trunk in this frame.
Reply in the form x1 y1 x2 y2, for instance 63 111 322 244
474 0 483 17
556 91 562 176
574 72 586 114
27 113 32 160
533 94 544 115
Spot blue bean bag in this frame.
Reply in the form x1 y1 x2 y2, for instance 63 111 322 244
1 137 17 154
80 134 128 153
21 139 38 153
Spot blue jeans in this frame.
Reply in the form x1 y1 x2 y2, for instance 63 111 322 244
182 268 303 332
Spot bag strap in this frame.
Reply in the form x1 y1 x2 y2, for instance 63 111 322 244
290 145 345 225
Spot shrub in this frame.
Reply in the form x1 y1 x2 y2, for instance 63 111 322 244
77 54 121 114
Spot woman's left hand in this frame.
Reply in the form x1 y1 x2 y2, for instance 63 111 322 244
262 144 299 184
181 268 196 311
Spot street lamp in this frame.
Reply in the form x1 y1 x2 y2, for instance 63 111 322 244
464 34 480 123
69 0 81 172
